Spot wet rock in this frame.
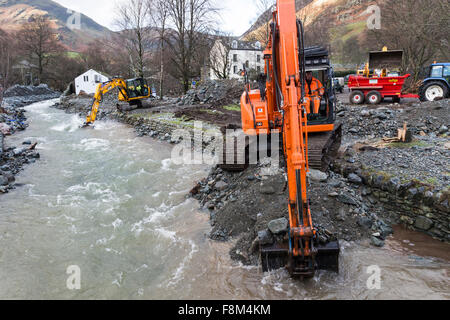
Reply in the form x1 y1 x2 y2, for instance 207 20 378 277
13 148 25 156
371 236 385 247
1 172 15 183
268 218 288 234
258 230 274 245
308 169 328 182
0 175 9 186
414 216 433 231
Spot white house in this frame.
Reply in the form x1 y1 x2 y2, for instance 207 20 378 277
209 39 265 80
74 69 110 95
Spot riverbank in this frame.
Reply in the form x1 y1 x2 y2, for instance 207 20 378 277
0 85 60 193
55 81 450 267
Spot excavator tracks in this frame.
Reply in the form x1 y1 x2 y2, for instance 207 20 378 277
307 123 342 172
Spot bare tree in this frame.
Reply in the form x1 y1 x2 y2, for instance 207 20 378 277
0 29 15 105
116 0 151 78
165 0 218 93
16 15 63 83
150 0 170 99
366 0 449 82
81 41 110 74
209 35 234 79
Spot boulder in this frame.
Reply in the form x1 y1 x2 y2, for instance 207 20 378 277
268 218 289 234
414 216 433 231
258 230 274 245
308 169 328 182
371 236 385 247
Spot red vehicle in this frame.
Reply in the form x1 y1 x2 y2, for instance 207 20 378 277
348 48 419 104
348 74 419 104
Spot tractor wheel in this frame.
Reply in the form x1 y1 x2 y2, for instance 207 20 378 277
350 90 365 104
366 91 382 105
419 81 449 102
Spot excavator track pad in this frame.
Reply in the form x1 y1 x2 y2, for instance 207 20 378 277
308 123 342 171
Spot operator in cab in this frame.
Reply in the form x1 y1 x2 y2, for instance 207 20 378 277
305 71 325 114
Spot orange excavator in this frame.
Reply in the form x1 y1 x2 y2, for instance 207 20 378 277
239 0 340 278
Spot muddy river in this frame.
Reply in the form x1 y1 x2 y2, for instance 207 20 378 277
0 100 448 299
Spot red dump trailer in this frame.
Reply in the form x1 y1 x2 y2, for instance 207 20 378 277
348 74 419 104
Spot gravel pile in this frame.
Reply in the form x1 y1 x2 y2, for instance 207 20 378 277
176 80 243 107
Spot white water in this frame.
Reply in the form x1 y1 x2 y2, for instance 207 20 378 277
0 100 448 300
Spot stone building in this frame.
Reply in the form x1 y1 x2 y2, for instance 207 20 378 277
208 39 265 80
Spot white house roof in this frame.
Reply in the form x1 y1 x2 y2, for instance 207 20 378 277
76 69 111 79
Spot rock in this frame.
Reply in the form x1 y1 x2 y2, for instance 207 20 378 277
349 128 358 134
22 140 32 145
258 230 274 245
308 169 328 182
336 208 347 221
414 216 433 231
371 236 385 247
13 148 25 156
439 125 448 134
379 224 393 239
0 123 11 135
358 217 373 230
0 175 9 186
214 181 228 191
268 218 289 234
260 183 276 195
348 173 362 184
337 193 358 206
1 171 15 183
328 192 339 197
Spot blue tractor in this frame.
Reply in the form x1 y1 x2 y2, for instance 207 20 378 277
419 63 450 102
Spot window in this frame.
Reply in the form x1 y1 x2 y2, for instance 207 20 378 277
443 66 450 77
233 54 238 62
84 76 89 82
232 40 238 49
245 61 249 68
257 66 261 73
431 66 443 77
94 75 100 83
257 55 261 63
234 66 238 74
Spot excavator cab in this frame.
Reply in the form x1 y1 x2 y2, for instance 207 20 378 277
303 47 336 126
124 78 150 100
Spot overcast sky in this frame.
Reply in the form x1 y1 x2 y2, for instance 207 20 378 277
53 0 261 36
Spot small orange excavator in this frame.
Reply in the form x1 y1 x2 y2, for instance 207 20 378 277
239 0 340 278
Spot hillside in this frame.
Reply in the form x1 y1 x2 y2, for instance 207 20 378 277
0 0 111 51
243 0 381 67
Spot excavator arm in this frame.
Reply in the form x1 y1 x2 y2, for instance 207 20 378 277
240 0 340 278
83 78 129 127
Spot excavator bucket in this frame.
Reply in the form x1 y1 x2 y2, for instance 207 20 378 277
260 240 340 274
